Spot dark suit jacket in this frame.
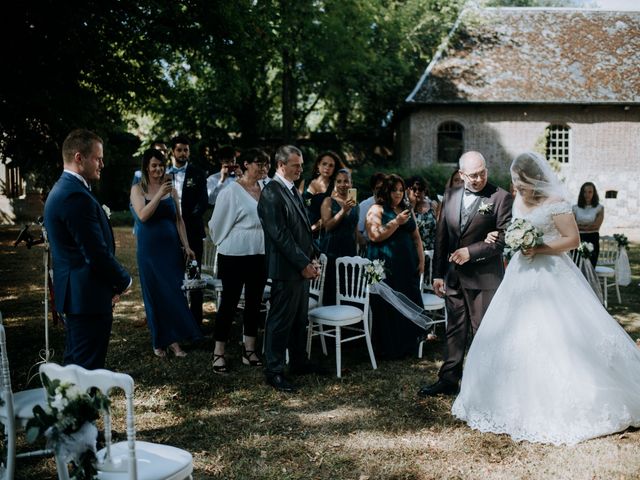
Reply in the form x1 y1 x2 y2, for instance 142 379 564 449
433 183 513 290
257 176 316 281
44 172 131 315
179 164 208 249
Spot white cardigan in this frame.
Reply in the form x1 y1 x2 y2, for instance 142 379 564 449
208 182 265 256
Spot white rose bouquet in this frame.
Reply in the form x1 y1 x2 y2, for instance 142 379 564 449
504 218 543 258
576 241 594 259
364 259 386 285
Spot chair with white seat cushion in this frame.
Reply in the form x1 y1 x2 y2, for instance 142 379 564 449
0 314 49 478
40 362 193 480
595 235 622 308
306 256 377 378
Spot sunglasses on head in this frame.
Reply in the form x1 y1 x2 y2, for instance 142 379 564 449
410 186 425 193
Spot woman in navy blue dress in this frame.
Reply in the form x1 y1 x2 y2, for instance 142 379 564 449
130 148 202 357
319 169 360 305
366 174 425 359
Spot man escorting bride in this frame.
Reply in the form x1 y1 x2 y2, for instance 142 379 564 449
441 151 640 445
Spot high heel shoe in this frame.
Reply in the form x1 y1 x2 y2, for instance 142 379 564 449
168 343 187 358
153 348 166 358
212 354 228 374
242 346 263 367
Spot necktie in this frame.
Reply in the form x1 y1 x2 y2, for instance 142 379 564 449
291 186 304 209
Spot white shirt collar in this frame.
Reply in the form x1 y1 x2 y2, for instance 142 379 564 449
64 169 90 189
275 172 295 191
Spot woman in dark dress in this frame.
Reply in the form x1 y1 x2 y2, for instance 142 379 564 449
130 148 202 357
301 151 346 237
319 169 360 305
366 174 425 359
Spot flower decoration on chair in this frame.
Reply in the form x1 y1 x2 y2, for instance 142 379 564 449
26 374 110 480
478 201 494 215
613 233 629 250
363 259 386 285
576 241 594 259
101 204 111 220
504 218 543 258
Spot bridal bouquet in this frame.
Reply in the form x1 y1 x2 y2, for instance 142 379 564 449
576 241 594 259
504 218 543 257
26 374 110 480
364 259 386 285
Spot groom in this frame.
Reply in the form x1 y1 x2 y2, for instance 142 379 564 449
418 151 512 397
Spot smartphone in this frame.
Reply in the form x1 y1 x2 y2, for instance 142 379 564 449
348 188 357 202
164 173 174 185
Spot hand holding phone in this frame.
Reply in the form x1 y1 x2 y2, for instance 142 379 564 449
347 188 357 203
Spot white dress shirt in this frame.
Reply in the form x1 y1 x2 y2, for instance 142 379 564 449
64 169 90 189
206 171 237 205
209 182 264 255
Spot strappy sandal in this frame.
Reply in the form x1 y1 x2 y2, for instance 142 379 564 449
242 346 263 367
212 354 228 374
153 348 167 358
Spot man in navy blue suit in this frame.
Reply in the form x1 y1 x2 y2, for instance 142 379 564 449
44 129 132 370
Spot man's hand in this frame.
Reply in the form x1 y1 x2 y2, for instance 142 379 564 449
301 263 320 279
432 278 446 297
449 247 470 265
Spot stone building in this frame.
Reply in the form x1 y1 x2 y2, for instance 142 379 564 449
398 7 640 230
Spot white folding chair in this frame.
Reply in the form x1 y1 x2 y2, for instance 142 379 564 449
40 363 193 480
306 256 377 378
417 260 448 358
0 314 49 478
201 236 223 308
595 235 622 308
305 254 328 356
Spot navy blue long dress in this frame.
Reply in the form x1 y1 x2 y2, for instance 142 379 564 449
320 199 359 305
367 205 423 359
135 197 202 349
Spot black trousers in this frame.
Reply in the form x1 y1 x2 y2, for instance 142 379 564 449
63 312 113 370
215 254 267 342
579 231 600 268
264 278 310 376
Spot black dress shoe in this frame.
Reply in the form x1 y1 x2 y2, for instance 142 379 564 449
266 374 298 393
289 362 329 376
417 380 459 397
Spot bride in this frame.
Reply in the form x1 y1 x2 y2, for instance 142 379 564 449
452 152 640 445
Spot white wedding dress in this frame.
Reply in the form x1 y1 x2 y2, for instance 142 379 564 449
452 200 640 445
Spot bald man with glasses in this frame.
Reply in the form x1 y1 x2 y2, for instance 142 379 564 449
418 151 513 397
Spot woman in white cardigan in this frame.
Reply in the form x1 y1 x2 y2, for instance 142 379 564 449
208 148 270 373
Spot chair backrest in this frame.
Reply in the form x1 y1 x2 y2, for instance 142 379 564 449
0 315 18 479
309 253 328 306
202 236 219 276
39 362 138 480
335 256 371 314
422 249 435 290
598 236 619 266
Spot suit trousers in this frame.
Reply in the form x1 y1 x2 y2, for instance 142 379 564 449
215 253 267 342
63 312 113 370
264 278 310 376
438 286 496 385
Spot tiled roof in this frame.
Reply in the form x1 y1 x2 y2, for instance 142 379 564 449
407 8 640 104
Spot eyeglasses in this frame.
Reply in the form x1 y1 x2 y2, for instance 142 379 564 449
410 186 425 193
461 169 487 181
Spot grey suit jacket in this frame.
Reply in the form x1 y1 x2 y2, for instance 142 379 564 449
257 176 316 281
433 183 513 290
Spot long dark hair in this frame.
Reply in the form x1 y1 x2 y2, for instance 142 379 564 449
310 151 345 181
577 182 600 208
140 148 166 193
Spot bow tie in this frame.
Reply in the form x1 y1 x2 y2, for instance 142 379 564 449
464 189 481 197
168 165 186 174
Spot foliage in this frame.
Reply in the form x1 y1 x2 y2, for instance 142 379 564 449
26 374 110 480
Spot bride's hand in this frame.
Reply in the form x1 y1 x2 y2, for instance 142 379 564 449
522 247 536 257
484 230 499 244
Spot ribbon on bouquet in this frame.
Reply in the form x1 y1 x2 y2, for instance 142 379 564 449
369 280 437 331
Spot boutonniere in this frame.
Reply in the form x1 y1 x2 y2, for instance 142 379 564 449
304 198 311 207
185 178 195 188
478 202 493 215
102 204 111 219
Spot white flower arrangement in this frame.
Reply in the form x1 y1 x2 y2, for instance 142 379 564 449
478 201 494 215
504 218 544 257
101 204 111 219
576 241 594 259
364 259 386 285
27 374 110 479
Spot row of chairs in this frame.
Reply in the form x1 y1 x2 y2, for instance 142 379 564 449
0 313 193 480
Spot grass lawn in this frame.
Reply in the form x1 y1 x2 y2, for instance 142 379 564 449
2 224 640 479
